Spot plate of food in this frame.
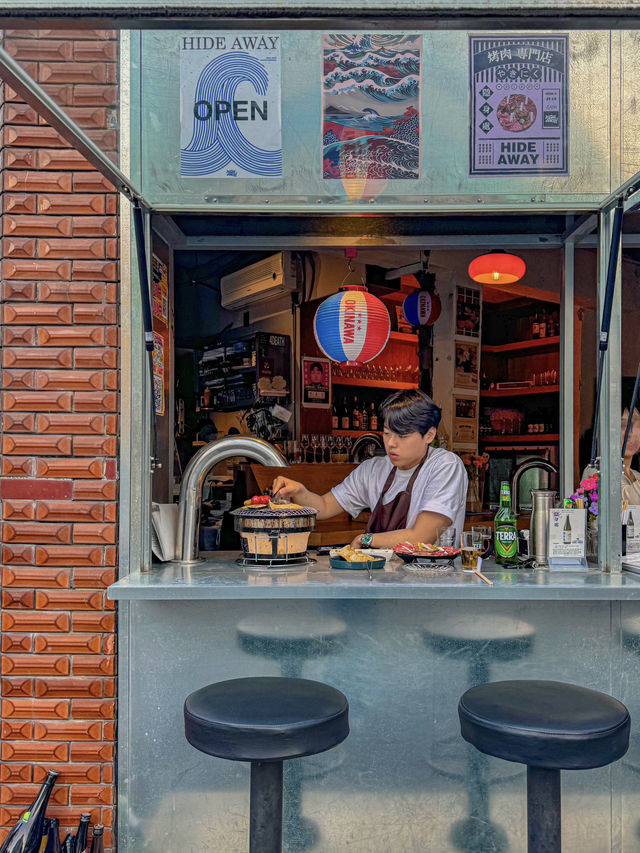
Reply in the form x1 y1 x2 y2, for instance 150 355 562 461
329 545 386 571
393 542 461 563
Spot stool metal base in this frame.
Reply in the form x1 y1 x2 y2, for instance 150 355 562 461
527 766 561 853
250 761 283 853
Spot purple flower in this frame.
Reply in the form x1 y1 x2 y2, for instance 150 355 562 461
592 491 598 501
590 503 599 516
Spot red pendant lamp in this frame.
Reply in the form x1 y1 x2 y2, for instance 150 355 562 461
468 251 526 285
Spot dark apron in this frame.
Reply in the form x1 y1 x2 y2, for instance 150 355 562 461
366 456 427 534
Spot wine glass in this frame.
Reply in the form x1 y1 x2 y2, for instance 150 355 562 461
300 434 310 463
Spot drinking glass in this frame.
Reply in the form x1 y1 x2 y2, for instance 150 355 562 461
461 530 483 570
300 434 309 462
437 526 457 548
472 524 493 558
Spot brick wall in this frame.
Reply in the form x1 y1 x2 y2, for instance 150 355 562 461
0 29 119 851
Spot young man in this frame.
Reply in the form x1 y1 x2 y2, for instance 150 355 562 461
273 389 468 549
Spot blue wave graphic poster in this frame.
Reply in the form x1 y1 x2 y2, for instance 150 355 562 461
322 34 421 181
180 33 282 178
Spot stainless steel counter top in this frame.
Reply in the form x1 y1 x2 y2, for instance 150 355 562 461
108 554 640 600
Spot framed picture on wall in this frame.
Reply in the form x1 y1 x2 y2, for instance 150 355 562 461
454 341 479 389
302 357 332 408
453 395 478 446
455 285 481 339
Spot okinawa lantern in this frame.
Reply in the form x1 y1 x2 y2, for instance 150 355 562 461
468 251 526 285
402 290 442 327
314 285 391 365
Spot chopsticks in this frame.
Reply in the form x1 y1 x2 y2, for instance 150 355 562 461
473 566 493 585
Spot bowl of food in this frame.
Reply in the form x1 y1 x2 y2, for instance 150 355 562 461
329 545 386 571
393 541 461 563
231 497 317 563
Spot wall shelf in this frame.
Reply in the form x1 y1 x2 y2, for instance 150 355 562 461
332 377 417 390
333 429 382 438
389 331 418 343
482 336 560 354
480 385 559 398
480 433 559 444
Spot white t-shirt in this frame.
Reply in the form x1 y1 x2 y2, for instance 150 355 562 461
331 447 468 536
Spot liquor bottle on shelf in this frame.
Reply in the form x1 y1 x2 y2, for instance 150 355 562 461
539 311 547 338
44 819 62 853
63 836 73 853
0 770 58 853
352 397 361 431
494 481 518 566
74 816 90 853
360 401 369 431
341 398 350 430
331 401 339 431
89 828 104 853
369 402 378 432
531 313 540 339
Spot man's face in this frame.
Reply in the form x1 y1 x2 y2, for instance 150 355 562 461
310 367 323 384
383 426 436 469
622 408 640 458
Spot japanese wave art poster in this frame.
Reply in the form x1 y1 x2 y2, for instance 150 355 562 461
322 34 421 181
180 33 282 178
470 35 568 176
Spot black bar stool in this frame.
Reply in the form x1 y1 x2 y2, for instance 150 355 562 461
184 676 349 853
458 680 631 852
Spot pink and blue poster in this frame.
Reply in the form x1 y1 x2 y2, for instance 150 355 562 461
322 34 421 181
470 35 568 176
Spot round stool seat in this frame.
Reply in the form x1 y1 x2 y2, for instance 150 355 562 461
184 676 349 762
426 615 535 661
459 680 630 770
238 615 347 657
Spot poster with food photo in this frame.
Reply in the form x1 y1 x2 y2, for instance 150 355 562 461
455 285 481 338
302 357 331 408
453 396 478 446
322 34 421 181
470 35 568 176
454 342 479 389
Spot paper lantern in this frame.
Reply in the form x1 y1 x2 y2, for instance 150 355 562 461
314 286 390 365
468 252 526 285
402 291 442 327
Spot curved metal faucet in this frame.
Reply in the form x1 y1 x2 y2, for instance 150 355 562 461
510 457 559 514
176 436 287 565
350 432 384 463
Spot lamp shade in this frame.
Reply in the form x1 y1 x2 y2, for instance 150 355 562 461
313 286 390 364
402 291 442 327
468 252 526 285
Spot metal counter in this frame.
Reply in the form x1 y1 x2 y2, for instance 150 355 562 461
108 553 640 600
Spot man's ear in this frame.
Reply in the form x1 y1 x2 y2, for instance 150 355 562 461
425 427 437 445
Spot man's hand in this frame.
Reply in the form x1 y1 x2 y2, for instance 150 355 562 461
350 534 364 548
272 476 305 502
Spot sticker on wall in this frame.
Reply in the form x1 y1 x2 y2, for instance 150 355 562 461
152 255 168 326
153 331 165 416
322 34 421 181
469 35 568 176
180 33 282 178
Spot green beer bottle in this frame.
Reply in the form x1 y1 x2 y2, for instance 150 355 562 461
494 481 518 565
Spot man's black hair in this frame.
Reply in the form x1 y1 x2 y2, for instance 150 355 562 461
309 362 324 373
380 389 441 436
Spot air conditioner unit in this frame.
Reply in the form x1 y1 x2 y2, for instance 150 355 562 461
220 252 298 311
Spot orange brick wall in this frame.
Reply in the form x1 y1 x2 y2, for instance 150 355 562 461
0 29 119 851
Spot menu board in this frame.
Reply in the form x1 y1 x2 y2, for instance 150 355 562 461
470 35 569 176
548 508 586 561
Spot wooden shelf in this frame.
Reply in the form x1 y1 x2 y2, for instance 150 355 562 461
333 429 382 438
332 377 417 389
389 331 418 343
482 336 560 354
480 385 559 398
480 433 559 444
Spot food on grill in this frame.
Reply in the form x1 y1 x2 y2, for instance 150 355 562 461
394 542 460 559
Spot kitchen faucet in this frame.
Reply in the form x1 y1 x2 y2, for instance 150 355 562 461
510 457 559 515
176 436 287 565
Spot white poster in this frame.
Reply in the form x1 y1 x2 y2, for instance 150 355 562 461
548 508 586 560
180 33 282 178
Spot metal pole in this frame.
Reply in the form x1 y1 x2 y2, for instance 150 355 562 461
250 761 283 853
560 240 575 496
598 209 623 572
527 766 561 853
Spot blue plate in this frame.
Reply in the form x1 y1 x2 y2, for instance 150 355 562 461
330 556 386 571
